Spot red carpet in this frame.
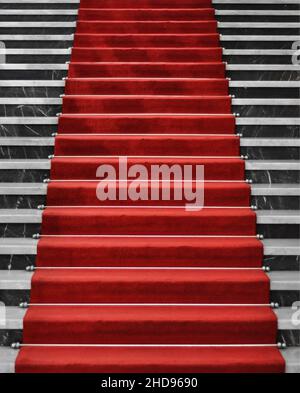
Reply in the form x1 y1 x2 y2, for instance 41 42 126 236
16 0 285 373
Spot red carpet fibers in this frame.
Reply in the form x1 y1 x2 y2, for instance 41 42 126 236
50 157 246 180
23 306 277 345
65 77 228 94
16 0 285 373
70 49 223 63
29 269 270 305
47 181 251 207
36 236 263 268
58 114 236 134
54 135 239 156
16 347 284 374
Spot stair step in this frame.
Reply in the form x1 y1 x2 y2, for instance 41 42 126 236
3 346 296 374
3 306 280 345
2 306 298 331
0 209 299 225
0 237 299 256
0 269 298 296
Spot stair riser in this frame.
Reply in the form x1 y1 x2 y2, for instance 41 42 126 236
0 27 298 35
0 195 299 210
0 28 75 34
215 4 300 11
0 41 72 49
225 56 292 64
0 289 298 307
0 254 298 271
1 54 294 65
262 196 300 210
231 88 299 98
0 105 297 117
0 329 298 348
220 28 299 35
1 70 295 81
223 42 297 49
238 126 300 138
1 254 299 272
0 224 298 240
1 125 299 139
1 87 298 99
0 255 36 270
3 16 296 24
0 105 61 117
1 146 299 160
0 87 64 98
0 40 296 50
0 170 49 183
2 56 70 64
228 71 299 81
248 171 300 185
232 106 299 117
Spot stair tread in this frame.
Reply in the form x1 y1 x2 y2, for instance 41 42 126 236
0 270 298 291
0 238 298 256
2 306 298 331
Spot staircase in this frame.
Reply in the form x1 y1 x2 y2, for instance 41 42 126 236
0 0 299 372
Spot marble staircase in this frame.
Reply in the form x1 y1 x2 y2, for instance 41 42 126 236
0 0 299 373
